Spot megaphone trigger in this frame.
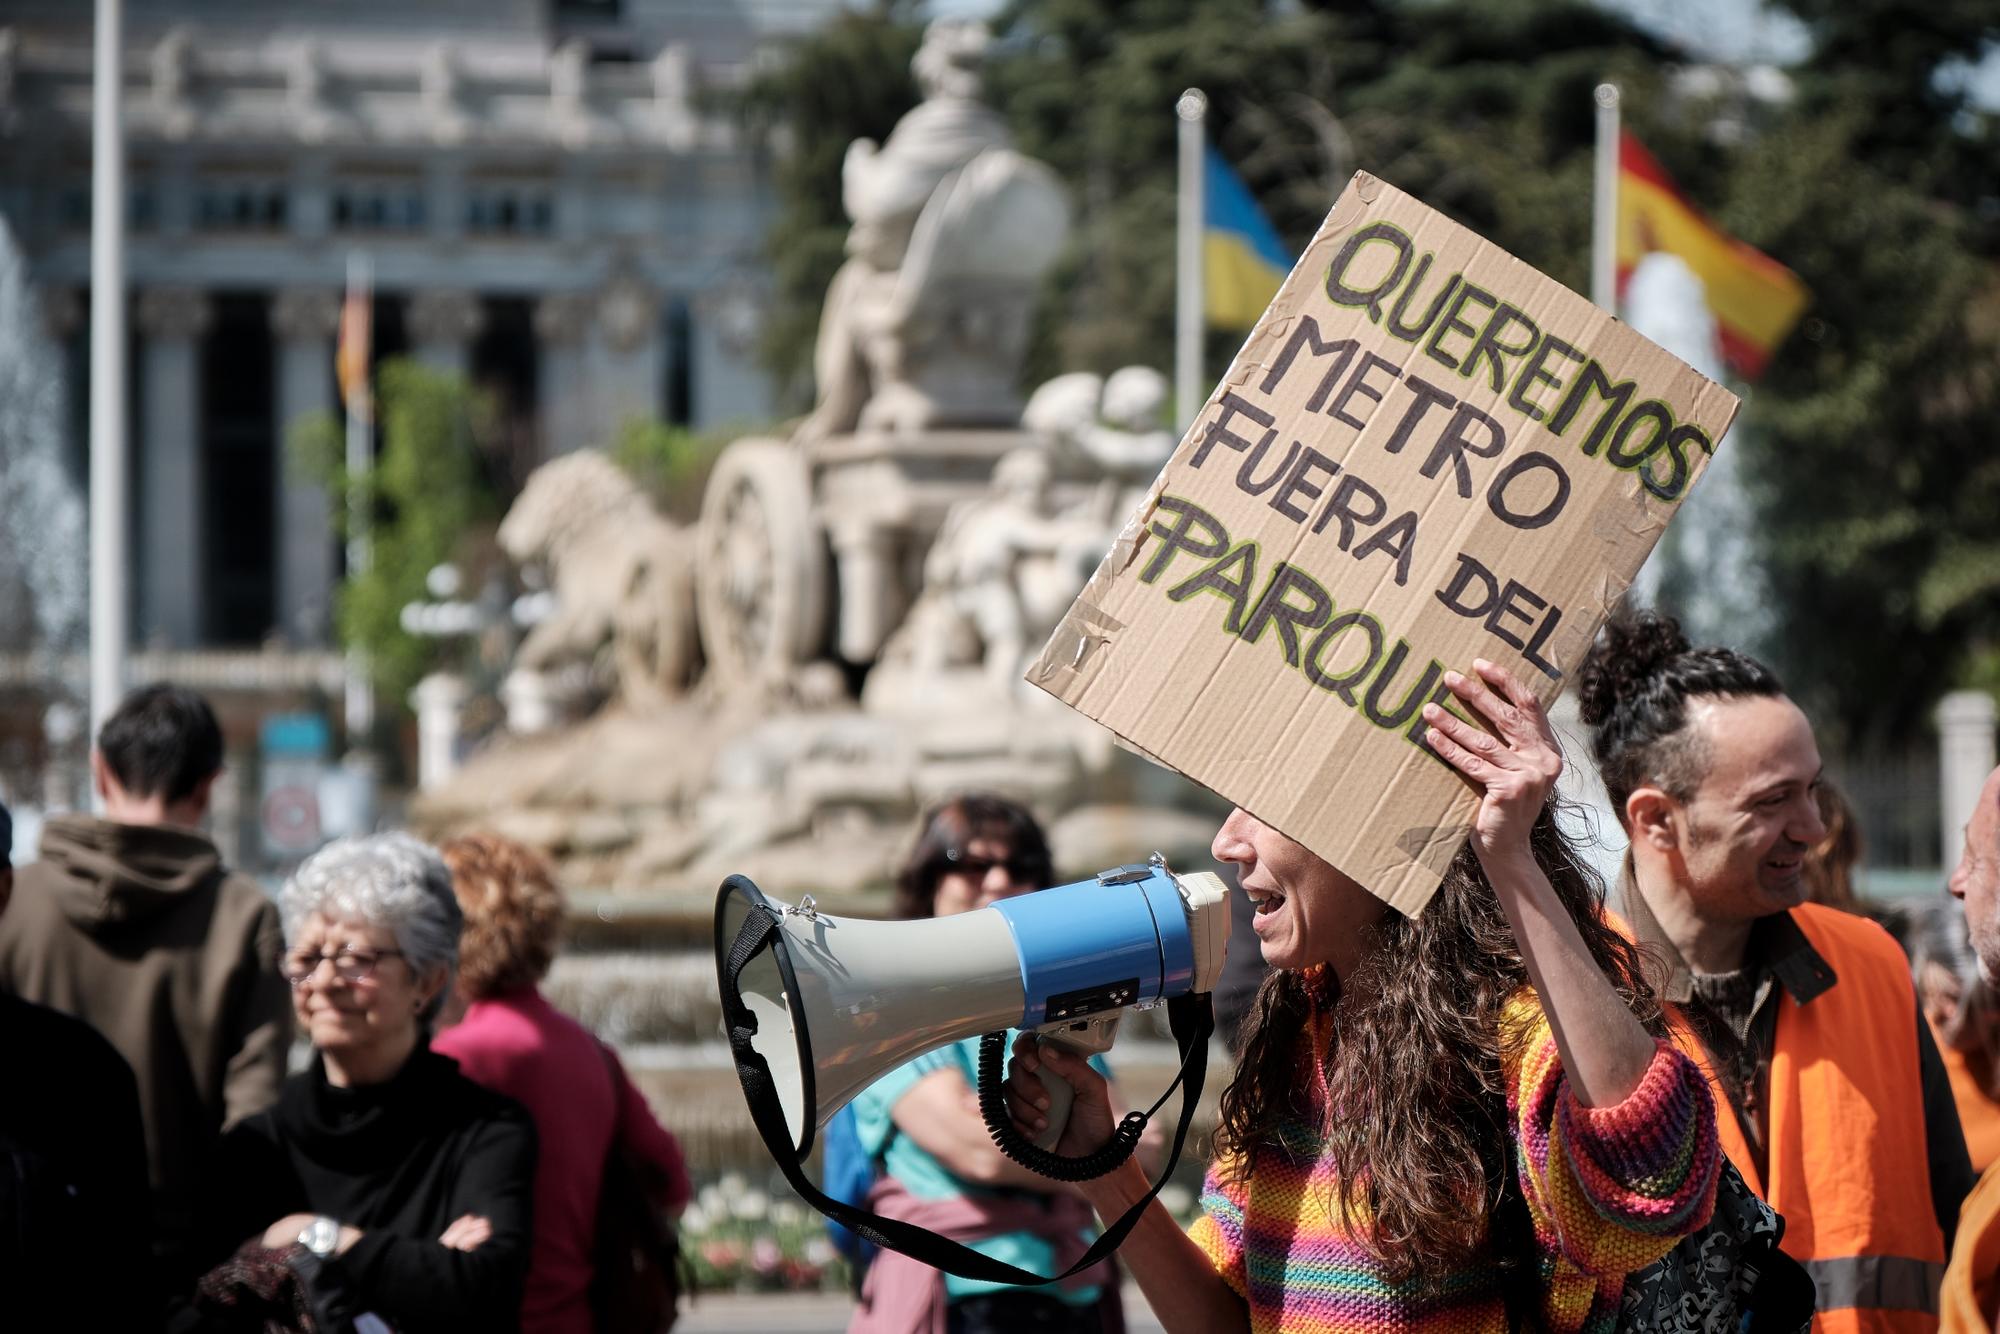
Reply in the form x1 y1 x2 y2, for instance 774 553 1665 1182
1032 1055 1072 1152
1027 1010 1123 1150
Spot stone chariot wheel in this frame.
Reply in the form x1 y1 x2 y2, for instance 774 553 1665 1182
695 438 831 681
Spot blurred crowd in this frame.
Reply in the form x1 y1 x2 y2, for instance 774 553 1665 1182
0 685 689 1334
6 642 2000 1333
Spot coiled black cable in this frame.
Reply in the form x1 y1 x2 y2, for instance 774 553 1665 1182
975 1030 1146 1182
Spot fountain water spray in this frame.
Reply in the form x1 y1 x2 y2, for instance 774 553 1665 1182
0 214 92 820
0 217 88 663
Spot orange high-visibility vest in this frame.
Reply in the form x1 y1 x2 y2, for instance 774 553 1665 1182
1658 904 1947 1334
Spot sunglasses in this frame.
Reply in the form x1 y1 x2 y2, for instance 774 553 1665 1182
934 847 1044 884
281 947 406 987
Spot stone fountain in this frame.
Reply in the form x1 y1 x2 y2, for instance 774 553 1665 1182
410 19 1230 1178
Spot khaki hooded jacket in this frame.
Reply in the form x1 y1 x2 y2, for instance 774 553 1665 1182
0 813 291 1278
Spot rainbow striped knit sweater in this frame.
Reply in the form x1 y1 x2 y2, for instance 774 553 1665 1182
1188 989 1719 1334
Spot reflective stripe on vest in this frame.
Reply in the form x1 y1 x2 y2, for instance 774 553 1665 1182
1803 1256 1946 1316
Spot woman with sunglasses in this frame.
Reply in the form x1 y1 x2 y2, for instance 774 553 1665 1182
846 793 1128 1334
177 834 536 1334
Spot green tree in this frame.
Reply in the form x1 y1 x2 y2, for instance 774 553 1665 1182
1705 1 2000 739
612 418 731 523
291 359 501 716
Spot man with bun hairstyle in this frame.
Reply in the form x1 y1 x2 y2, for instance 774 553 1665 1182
1579 608 1971 1334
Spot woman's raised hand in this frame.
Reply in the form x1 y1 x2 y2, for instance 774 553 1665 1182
1420 658 1563 866
1005 1032 1118 1162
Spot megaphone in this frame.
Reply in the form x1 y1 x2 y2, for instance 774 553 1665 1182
715 854 1230 1163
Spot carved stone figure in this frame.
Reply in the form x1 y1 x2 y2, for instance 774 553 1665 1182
796 19 1070 441
497 451 699 708
1023 365 1177 483
912 448 1110 693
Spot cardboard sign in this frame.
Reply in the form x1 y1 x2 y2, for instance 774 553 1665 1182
1028 173 1740 915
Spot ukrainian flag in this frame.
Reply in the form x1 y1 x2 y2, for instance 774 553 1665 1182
1204 144 1293 330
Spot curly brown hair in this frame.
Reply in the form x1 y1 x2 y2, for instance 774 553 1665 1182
1214 802 1663 1283
439 833 566 1000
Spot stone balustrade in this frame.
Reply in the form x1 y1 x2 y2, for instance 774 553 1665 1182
0 27 739 152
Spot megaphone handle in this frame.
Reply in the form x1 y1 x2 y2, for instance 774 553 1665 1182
1031 1049 1075 1152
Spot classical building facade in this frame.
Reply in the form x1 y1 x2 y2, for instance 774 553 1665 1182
0 0 826 649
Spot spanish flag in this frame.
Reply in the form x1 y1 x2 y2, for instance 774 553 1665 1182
1204 144 1294 331
336 276 372 424
1616 131 1808 380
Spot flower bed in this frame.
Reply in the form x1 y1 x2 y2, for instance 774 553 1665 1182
680 1172 849 1294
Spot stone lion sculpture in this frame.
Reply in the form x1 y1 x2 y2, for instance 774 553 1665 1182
497 451 699 707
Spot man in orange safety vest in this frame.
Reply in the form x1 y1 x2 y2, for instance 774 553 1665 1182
1578 609 1972 1334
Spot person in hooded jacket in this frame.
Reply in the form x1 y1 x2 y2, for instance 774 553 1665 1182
0 684 292 1292
0 797 160 1332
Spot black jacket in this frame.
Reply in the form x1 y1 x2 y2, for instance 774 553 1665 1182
0 991 157 1332
193 1046 537 1333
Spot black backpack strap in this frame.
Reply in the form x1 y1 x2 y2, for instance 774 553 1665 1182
720 899 1213 1286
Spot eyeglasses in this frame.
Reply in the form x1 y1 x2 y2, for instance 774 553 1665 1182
934 848 1043 885
281 947 406 987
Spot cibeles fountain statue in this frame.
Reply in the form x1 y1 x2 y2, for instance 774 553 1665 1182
414 20 1216 895
798 19 1067 443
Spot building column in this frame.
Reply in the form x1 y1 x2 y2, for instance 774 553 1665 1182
406 288 484 377
135 285 212 647
534 292 592 455
270 289 342 645
693 278 771 430
583 263 661 442
1940 690 1998 867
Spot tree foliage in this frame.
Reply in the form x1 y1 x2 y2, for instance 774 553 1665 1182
1711 1 2000 739
290 359 501 719
611 418 731 523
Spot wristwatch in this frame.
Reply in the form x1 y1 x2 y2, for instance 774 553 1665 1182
298 1215 341 1259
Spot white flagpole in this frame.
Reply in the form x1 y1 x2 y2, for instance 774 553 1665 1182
89 0 128 753
1174 88 1208 432
1591 82 1621 312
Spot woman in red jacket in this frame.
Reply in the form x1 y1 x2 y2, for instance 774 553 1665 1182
434 833 691 1334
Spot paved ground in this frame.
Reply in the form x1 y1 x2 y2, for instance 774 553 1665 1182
679 1285 1166 1332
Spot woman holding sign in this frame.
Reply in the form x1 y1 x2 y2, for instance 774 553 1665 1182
1005 659 1723 1333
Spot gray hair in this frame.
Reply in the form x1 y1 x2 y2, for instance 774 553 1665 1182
281 832 462 1027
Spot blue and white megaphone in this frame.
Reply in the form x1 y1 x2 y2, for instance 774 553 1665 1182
715 855 1229 1192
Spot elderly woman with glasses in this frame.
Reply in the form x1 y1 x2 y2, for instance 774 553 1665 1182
179 833 537 1334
